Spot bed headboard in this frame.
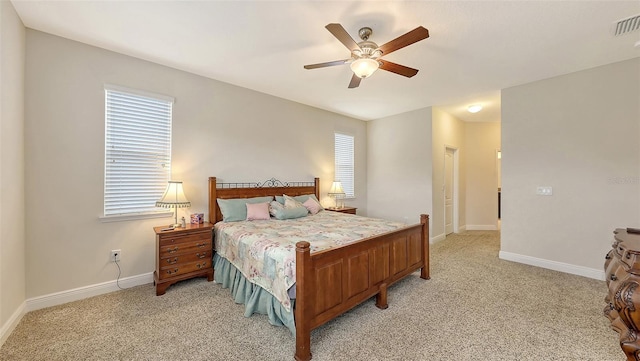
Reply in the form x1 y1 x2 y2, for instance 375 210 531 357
208 177 320 224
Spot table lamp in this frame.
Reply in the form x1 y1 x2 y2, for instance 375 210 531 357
328 181 345 209
156 181 191 227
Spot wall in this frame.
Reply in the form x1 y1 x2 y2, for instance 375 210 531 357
24 30 367 300
431 107 466 241
0 0 26 345
501 58 640 278
366 107 432 228
464 122 501 229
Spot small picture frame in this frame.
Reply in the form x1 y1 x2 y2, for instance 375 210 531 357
190 213 204 224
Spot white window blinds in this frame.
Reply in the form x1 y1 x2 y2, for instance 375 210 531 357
104 86 173 216
334 133 355 198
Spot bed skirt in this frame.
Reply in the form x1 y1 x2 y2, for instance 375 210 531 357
213 253 296 334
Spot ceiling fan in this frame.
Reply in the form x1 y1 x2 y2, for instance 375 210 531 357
304 23 430 89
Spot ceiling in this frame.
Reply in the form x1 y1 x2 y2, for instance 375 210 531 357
10 1 640 122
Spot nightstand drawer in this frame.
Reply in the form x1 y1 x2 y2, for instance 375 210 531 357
160 250 212 267
158 231 211 247
158 259 211 280
159 239 211 258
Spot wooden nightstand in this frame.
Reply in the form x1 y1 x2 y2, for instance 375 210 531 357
325 206 357 215
153 222 214 296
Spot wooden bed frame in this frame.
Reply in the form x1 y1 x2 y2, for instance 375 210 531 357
208 177 430 361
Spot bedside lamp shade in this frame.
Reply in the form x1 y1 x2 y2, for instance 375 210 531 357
328 181 345 208
156 181 191 227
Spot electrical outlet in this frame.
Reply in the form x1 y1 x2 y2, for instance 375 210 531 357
110 249 121 262
536 186 553 196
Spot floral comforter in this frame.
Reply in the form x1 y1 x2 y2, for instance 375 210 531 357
213 211 406 312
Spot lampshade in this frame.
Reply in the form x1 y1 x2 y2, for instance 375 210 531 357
156 181 191 208
156 181 191 228
350 58 379 78
328 181 345 196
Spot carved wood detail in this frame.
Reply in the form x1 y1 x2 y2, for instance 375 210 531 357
605 228 640 361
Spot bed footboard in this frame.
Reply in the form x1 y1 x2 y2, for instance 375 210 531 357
294 214 430 361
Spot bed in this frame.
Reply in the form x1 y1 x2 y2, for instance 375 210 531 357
208 177 430 361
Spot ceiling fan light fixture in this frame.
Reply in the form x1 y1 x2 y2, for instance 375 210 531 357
467 104 483 113
350 58 379 78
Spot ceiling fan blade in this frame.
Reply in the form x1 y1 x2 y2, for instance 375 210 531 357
379 60 419 78
326 23 361 52
304 59 350 70
377 26 429 56
348 74 361 89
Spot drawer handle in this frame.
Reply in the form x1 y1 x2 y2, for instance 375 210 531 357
611 274 618 281
167 247 179 254
167 268 179 275
166 258 178 265
196 253 207 259
197 243 207 248
197 262 207 269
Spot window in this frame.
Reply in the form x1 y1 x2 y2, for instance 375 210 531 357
334 132 355 198
103 85 173 218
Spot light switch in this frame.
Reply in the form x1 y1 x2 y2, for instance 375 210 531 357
536 186 553 196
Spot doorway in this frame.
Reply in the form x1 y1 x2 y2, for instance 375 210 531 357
444 147 458 235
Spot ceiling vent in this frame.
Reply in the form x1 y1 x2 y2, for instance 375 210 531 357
613 14 640 36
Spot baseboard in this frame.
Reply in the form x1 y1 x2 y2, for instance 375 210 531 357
499 251 604 280
431 233 446 244
26 272 154 312
458 225 467 232
466 224 498 231
0 301 26 347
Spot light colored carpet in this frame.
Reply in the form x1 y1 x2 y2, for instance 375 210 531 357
0 231 622 360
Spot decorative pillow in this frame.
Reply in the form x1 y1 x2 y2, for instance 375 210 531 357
246 202 270 221
303 197 323 215
283 194 306 210
274 207 309 220
269 200 284 217
294 194 319 204
217 196 273 222
276 194 319 205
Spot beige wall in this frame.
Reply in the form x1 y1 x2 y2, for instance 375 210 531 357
24 30 367 299
501 58 640 277
367 107 432 227
464 122 501 229
431 107 466 240
0 0 26 344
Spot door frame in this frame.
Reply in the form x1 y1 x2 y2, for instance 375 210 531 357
444 146 459 234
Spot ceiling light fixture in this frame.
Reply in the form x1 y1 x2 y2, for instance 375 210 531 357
467 104 483 113
350 58 379 78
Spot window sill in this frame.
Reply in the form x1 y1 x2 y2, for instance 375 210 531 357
99 211 173 223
